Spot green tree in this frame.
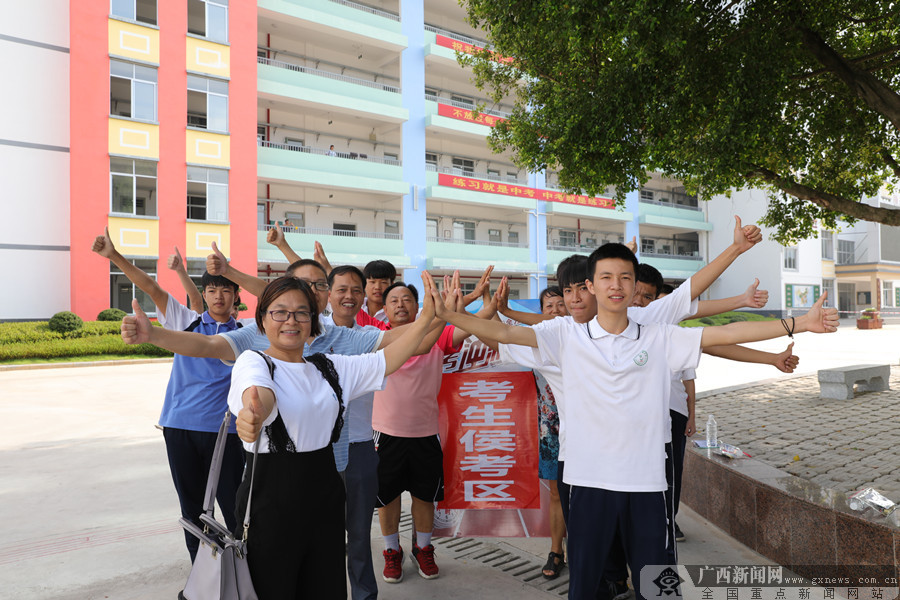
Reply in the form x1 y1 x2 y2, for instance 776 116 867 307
461 0 900 243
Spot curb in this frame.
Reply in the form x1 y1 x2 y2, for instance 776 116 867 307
0 357 174 372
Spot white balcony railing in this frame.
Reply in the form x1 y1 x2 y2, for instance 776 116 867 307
258 56 400 93
261 224 402 240
428 236 527 248
258 139 401 166
426 94 512 119
424 24 490 49
327 0 399 21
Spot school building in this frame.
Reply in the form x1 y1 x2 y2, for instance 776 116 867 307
5 0 893 321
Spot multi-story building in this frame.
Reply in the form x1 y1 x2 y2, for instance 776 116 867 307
5 0 717 321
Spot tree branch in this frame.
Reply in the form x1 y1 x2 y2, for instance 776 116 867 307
749 165 900 226
797 25 900 131
795 45 900 80
880 148 900 179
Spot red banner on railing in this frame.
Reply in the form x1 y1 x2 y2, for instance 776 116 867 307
438 371 539 509
437 102 504 127
434 34 514 64
437 173 616 209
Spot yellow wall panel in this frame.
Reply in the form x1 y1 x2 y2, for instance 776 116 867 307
185 222 230 258
186 37 230 78
109 118 159 158
109 19 159 63
822 260 836 279
186 130 230 167
107 216 159 255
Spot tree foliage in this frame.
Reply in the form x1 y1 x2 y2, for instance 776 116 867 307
461 0 900 243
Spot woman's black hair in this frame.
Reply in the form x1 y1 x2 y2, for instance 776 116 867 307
255 276 321 337
539 286 563 310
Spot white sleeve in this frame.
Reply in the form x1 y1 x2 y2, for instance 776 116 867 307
328 350 388 402
498 343 547 370
628 277 698 324
532 317 566 368
680 368 696 381
663 325 703 373
227 352 279 427
157 293 200 331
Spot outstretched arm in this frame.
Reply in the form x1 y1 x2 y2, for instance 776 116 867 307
266 223 303 265
691 216 762 299
703 342 798 373
691 279 768 319
167 246 203 313
701 293 837 348
93 228 170 317
121 299 237 361
494 277 554 325
207 241 267 297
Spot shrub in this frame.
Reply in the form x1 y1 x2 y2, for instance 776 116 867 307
726 313 749 323
698 317 715 325
48 311 84 333
98 308 127 321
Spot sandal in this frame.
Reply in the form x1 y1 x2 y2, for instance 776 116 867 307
541 551 565 579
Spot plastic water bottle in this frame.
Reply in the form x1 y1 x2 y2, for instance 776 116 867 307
706 415 718 448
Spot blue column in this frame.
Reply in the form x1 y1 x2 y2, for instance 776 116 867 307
624 189 641 261
528 171 548 297
400 0 426 284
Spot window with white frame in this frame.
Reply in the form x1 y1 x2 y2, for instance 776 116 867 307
487 168 500 180
425 153 438 171
451 157 474 176
451 94 474 108
453 220 476 241
384 219 400 236
488 229 502 243
187 76 228 132
187 166 228 221
822 278 835 308
506 171 518 183
333 223 357 237
188 0 228 43
111 157 157 216
783 246 798 270
508 230 519 245
559 230 577 247
426 218 438 238
110 259 157 314
837 240 855 265
110 60 157 121
883 281 893 308
821 231 834 260
111 0 157 25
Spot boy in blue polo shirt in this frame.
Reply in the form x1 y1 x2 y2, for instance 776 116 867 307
92 229 243 562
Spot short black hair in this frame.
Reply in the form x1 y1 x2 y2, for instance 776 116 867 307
286 259 328 279
587 243 640 281
255 277 322 337
200 272 238 293
659 283 675 296
556 254 590 289
637 263 665 298
363 260 397 281
383 281 418 303
539 286 563 310
327 265 365 289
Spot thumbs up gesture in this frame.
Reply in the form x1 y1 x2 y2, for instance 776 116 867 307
237 386 268 443
91 227 118 259
206 241 228 276
742 278 768 309
167 246 186 273
121 298 152 345
803 291 839 334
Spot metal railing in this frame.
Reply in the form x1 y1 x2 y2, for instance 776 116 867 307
436 166 523 184
327 0 399 21
547 233 623 253
424 24 490 49
425 94 512 118
261 224 402 240
258 56 400 93
258 140 401 166
638 187 701 211
427 236 527 248
639 236 702 260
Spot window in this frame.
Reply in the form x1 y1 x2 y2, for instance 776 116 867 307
188 0 228 43
384 152 399 165
451 94 474 108
783 246 798 270
111 259 157 314
641 238 656 254
187 166 228 221
425 153 438 171
110 60 157 121
508 231 519 245
452 157 474 176
883 282 893 308
822 279 835 308
487 168 500 180
559 230 577 247
333 223 357 237
257 125 267 143
425 88 439 99
111 0 157 25
488 229 502 243
453 220 475 241
640 190 654 202
460 282 476 295
426 218 438 238
284 137 304 151
506 171 518 183
111 157 157 216
508 287 520 300
821 231 834 260
187 76 228 132
837 239 855 265
384 219 400 236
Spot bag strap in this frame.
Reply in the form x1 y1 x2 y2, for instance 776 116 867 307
305 353 345 444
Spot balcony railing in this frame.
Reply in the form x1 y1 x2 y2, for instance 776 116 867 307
547 232 622 253
639 187 701 211
424 24 490 49
258 56 400 93
426 94 512 119
261 224 402 240
428 236 527 248
258 140 401 166
434 166 522 184
640 236 702 260
327 0 399 21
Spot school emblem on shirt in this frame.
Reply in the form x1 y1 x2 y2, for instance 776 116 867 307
633 350 648 366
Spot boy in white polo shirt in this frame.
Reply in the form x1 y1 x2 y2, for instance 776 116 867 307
423 244 838 600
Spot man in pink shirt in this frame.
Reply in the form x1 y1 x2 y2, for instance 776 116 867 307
372 281 469 583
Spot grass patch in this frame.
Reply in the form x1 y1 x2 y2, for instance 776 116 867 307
0 354 171 366
0 320 172 362
680 311 775 327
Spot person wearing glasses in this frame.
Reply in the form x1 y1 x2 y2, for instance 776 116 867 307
228 274 437 599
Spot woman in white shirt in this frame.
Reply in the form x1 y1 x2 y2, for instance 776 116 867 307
228 275 435 599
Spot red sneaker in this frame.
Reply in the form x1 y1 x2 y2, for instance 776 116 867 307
412 544 439 579
382 547 404 583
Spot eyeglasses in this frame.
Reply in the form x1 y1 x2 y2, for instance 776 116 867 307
268 310 312 323
299 278 329 291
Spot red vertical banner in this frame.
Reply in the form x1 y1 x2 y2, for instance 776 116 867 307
438 371 539 509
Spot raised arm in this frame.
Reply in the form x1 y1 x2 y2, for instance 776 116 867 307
266 222 302 265
383 274 437 374
703 342 798 373
313 241 333 275
92 228 170 317
691 216 762 299
167 246 203 313
121 299 237 361
425 272 538 347
207 241 267 297
495 277 554 325
700 293 837 348
691 279 768 319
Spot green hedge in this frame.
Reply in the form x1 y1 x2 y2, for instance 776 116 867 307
680 311 773 328
0 320 172 361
